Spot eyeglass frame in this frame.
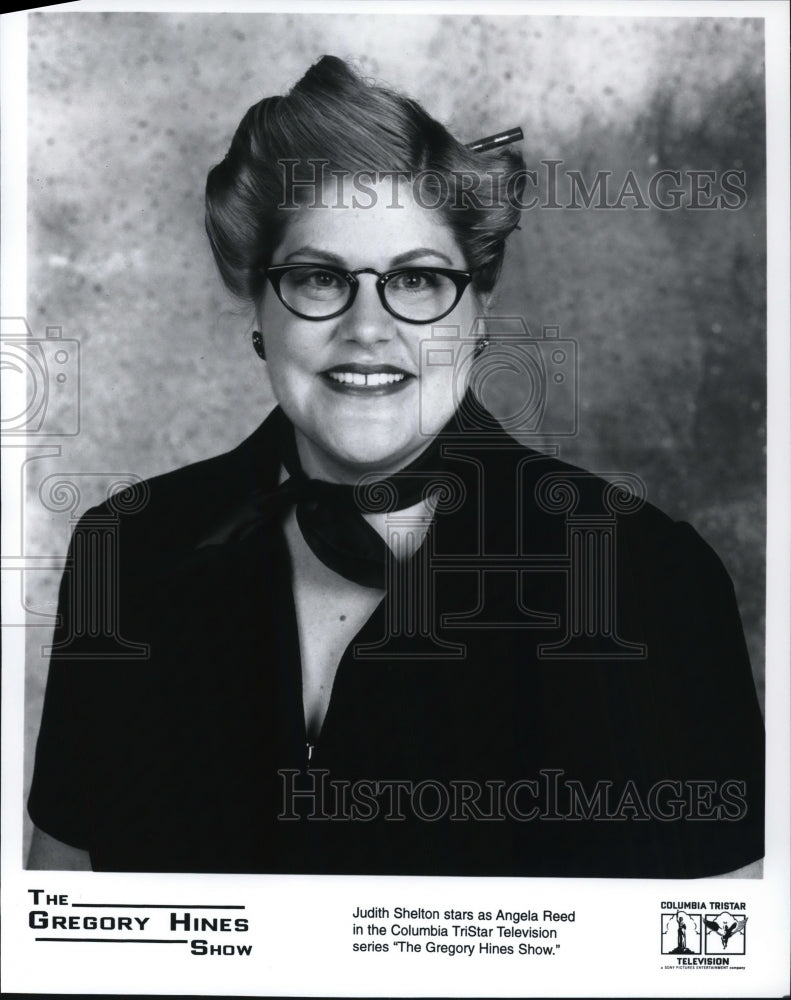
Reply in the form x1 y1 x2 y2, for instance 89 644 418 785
261 263 474 325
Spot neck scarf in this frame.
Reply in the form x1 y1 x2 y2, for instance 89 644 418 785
197 391 488 589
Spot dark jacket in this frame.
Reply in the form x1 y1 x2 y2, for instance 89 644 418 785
28 407 765 876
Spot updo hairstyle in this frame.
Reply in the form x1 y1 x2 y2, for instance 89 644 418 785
205 56 525 302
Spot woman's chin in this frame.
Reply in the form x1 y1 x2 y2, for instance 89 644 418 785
300 425 427 480
328 435 418 475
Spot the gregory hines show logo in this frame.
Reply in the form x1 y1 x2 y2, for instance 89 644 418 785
660 901 748 969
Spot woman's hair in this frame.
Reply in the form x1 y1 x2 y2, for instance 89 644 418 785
205 55 525 301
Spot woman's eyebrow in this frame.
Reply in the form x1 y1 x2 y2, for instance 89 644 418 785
281 246 455 267
389 248 454 267
282 246 344 264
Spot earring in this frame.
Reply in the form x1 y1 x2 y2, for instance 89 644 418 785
473 337 490 358
252 329 266 361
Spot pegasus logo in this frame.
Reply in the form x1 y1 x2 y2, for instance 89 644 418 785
704 913 748 950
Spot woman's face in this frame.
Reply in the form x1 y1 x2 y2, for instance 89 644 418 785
258 179 480 483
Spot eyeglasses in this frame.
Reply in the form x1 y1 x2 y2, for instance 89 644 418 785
262 264 473 324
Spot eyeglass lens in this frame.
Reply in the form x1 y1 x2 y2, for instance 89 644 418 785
277 266 461 321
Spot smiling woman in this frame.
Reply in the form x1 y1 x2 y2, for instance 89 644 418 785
26 55 764 877
258 177 480 477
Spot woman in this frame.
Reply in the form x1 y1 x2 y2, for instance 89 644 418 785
27 56 764 876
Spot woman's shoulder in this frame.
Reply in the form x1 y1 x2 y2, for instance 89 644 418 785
484 433 731 583
76 408 282 552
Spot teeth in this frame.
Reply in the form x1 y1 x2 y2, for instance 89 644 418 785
327 371 406 386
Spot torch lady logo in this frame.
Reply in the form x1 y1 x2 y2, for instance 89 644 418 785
661 911 701 955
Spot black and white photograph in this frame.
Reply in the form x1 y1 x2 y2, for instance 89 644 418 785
2 1 789 996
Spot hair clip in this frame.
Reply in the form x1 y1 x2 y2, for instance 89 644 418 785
466 127 524 153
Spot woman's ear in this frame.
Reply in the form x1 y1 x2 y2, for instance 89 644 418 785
474 290 494 316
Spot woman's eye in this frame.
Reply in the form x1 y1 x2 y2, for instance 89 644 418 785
288 268 347 298
391 270 438 292
297 269 342 288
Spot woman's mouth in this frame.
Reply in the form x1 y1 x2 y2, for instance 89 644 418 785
320 364 414 395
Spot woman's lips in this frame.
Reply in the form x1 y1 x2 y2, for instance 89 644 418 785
320 364 415 395
328 371 405 386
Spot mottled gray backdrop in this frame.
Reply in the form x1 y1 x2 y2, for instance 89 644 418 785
22 12 766 855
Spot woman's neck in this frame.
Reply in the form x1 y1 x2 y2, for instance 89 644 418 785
362 495 437 553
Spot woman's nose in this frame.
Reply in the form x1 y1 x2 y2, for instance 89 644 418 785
337 276 396 344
